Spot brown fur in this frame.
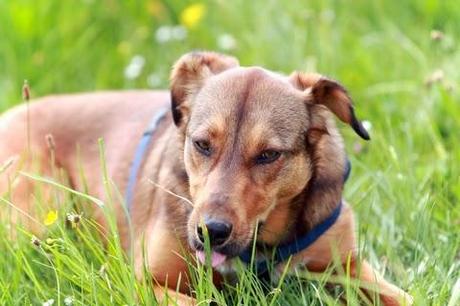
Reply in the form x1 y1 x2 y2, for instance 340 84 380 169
0 52 412 305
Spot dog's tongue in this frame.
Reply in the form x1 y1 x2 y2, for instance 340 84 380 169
196 250 227 267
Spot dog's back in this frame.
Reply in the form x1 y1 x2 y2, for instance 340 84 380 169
0 90 169 232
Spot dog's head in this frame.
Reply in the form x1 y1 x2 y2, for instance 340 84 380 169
170 51 369 267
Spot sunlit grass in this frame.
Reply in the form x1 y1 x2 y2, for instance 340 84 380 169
0 0 459 305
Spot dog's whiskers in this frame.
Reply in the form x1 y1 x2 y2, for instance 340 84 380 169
147 179 194 207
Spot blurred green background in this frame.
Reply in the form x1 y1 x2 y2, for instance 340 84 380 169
1 0 459 109
0 0 459 304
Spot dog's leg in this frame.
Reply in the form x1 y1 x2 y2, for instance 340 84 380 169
153 286 196 306
297 204 412 306
348 258 413 306
133 216 198 306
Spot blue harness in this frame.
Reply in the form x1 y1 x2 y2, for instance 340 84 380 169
126 109 351 276
125 107 168 212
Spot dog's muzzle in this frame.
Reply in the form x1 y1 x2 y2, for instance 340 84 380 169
190 218 249 267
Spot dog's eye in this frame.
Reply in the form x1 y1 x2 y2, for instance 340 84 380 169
193 140 212 156
255 150 281 165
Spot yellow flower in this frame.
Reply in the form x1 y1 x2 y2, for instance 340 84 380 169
44 210 58 226
180 3 206 29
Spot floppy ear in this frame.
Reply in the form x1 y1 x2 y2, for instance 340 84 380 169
170 51 239 127
290 72 370 140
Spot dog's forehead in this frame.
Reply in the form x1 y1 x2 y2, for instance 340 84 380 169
189 67 309 142
201 66 296 102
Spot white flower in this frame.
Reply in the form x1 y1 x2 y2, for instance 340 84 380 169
171 26 187 41
155 26 172 43
147 73 162 88
64 296 74 306
43 299 55 306
155 25 187 44
124 55 145 80
217 33 237 51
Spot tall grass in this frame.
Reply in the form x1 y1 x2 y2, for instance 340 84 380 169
0 0 459 305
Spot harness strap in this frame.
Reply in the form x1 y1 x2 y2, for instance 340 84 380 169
125 107 168 213
239 159 351 276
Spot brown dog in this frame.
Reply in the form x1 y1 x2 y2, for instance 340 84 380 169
0 51 412 305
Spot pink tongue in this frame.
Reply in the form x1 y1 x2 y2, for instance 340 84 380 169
196 251 227 267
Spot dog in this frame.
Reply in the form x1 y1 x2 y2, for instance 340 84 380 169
0 51 413 305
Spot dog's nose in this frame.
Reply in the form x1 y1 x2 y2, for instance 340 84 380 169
197 220 233 246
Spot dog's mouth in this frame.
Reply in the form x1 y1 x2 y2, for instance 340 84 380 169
190 222 266 267
189 236 251 267
195 250 227 267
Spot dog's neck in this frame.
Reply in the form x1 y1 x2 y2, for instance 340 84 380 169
298 169 344 235
257 179 344 248
258 137 347 248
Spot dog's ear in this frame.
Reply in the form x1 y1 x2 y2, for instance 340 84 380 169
170 51 239 127
290 72 370 140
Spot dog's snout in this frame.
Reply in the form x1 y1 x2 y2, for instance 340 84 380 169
197 219 233 247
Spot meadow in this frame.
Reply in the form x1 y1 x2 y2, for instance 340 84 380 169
0 0 459 305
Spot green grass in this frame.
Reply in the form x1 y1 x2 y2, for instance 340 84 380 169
1 0 459 305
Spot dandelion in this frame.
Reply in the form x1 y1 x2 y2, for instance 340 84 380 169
180 3 206 29
124 55 145 80
217 34 237 51
44 210 58 226
42 299 54 306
